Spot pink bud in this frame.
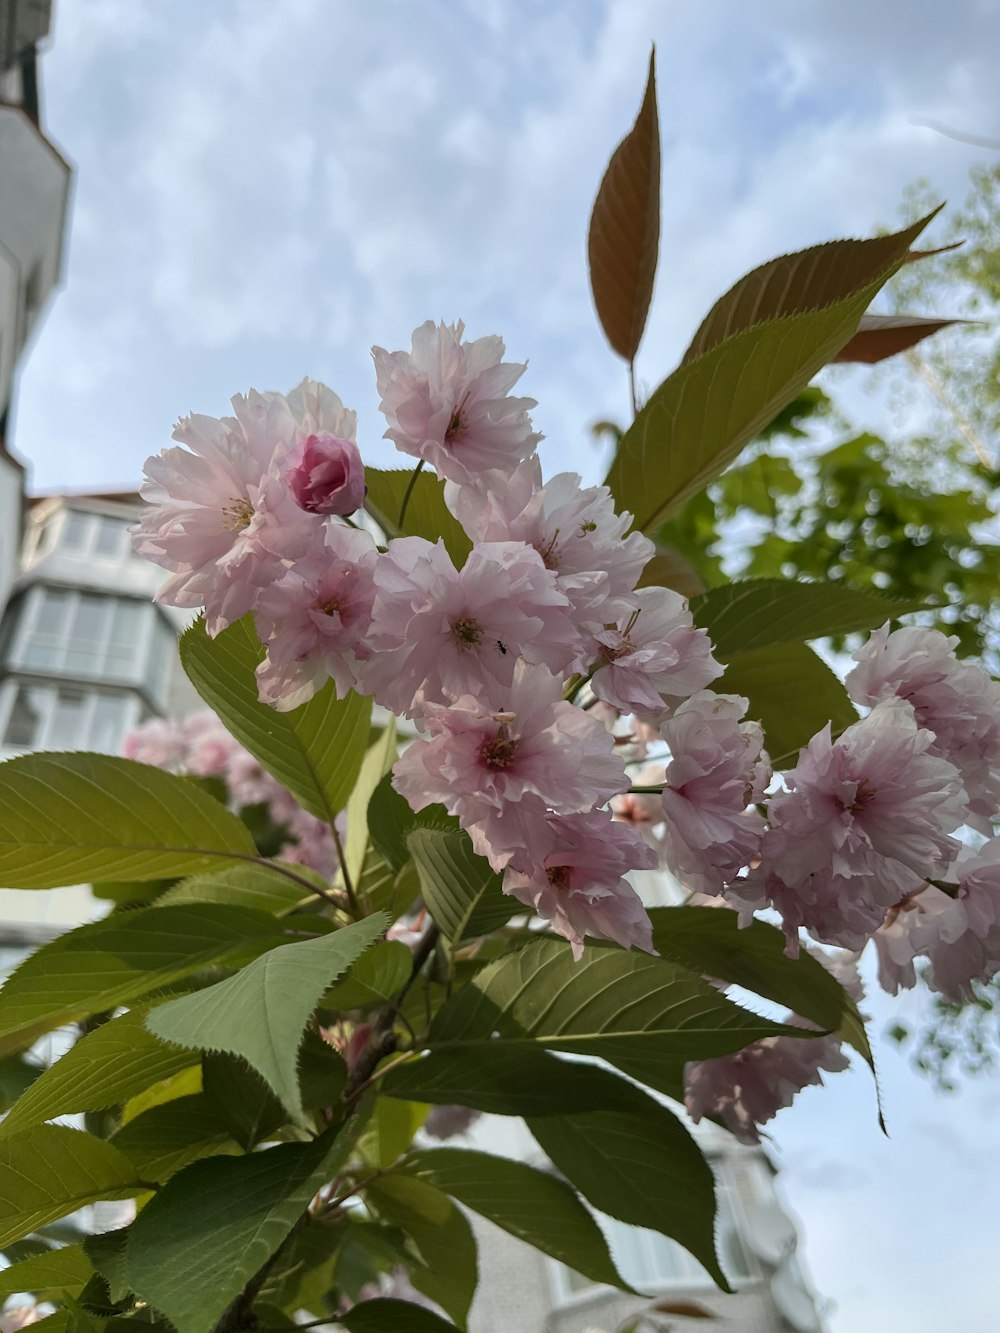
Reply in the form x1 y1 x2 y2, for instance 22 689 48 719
285 433 366 515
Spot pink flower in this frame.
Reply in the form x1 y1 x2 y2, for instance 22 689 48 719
684 1025 850 1145
363 537 580 718
179 711 240 778
503 810 656 959
917 840 1000 1002
134 378 351 635
591 587 723 719
744 699 967 951
847 624 1000 828
372 320 540 484
321 1021 374 1074
254 525 379 711
658 693 770 895
871 886 951 994
392 662 629 870
447 465 654 630
279 806 339 880
283 433 365 515
123 718 184 769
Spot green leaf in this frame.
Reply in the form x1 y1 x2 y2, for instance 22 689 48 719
124 1111 367 1333
382 1045 644 1116
716 642 857 768
367 1173 477 1327
364 468 471 566
367 774 418 871
356 848 418 919
682 213 941 364
0 1008 196 1136
587 49 660 362
0 1243 94 1301
0 904 277 1058
403 1147 635 1293
359 1097 428 1169
200 1052 285 1150
407 827 516 944
110 1093 241 1182
84 1227 131 1303
0 752 256 888
120 1064 202 1125
0 1126 144 1247
339 1300 460 1333
0 1054 42 1110
606 213 936 531
346 722 399 887
156 862 324 915
146 915 387 1123
692 578 922 656
427 937 799 1091
527 1081 729 1290
649 906 874 1070
322 941 413 1011
180 614 372 822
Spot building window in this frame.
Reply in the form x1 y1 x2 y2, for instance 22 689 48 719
5 587 165 693
55 510 132 562
551 1174 753 1304
0 683 142 754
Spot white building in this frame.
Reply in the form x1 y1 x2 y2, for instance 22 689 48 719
0 0 71 615
0 489 198 931
466 1116 825 1333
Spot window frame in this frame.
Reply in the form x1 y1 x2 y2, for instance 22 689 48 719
546 1159 759 1309
5 585 160 689
0 680 145 755
54 509 133 563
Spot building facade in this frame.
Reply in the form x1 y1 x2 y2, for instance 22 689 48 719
0 0 71 614
466 1116 825 1333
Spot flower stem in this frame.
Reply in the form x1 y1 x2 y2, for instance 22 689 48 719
398 458 426 528
329 817 358 916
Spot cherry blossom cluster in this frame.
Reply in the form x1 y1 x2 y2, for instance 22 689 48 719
133 320 724 960
133 319 1000 1139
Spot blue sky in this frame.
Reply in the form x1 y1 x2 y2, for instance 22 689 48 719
12 1 1000 1328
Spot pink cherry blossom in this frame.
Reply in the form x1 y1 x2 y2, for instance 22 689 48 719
254 525 379 711
917 839 1000 1002
363 537 581 718
447 465 654 630
133 378 352 635
179 711 239 778
658 693 770 895
847 623 1000 827
122 717 185 770
742 699 967 951
373 320 540 485
502 810 656 959
871 886 951 994
284 433 365 515
591 587 723 719
684 1025 850 1144
391 662 629 870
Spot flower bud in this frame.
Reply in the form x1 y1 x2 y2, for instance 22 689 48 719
284 432 365 515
